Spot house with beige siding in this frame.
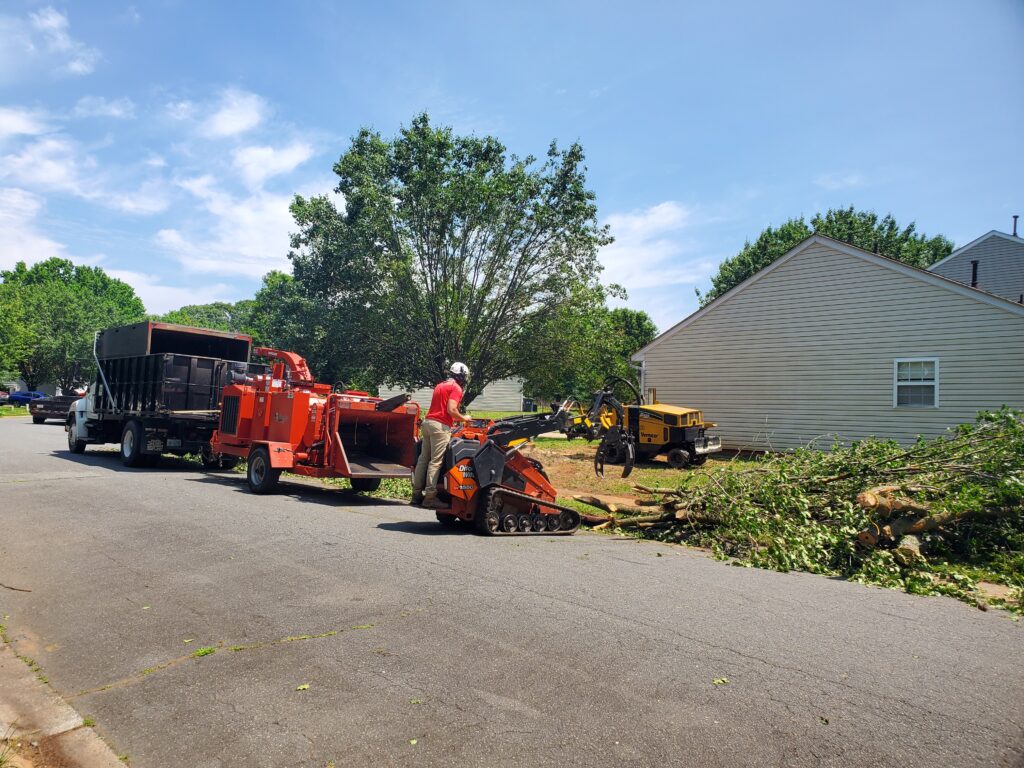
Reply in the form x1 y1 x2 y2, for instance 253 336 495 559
927 229 1024 304
631 234 1024 451
379 378 526 412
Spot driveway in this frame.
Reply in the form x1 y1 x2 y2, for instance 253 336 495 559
0 418 1020 767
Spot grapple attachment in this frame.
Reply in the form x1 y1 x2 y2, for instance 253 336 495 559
594 425 636 479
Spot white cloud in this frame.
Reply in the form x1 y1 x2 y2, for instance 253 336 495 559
156 176 334 278
0 106 49 141
73 96 135 119
107 179 171 214
200 89 268 138
29 6 99 75
814 172 864 190
166 100 195 121
0 187 67 269
599 202 714 290
105 269 235 315
232 141 314 187
0 136 91 197
0 135 170 214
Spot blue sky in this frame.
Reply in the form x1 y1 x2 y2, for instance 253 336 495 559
1 1 1021 330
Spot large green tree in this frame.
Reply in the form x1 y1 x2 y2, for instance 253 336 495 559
518 299 658 403
154 300 255 333
289 113 613 404
0 259 145 390
698 207 954 306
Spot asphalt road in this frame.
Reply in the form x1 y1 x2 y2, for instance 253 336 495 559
0 418 1021 768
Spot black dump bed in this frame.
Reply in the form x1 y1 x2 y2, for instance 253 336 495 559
96 321 251 362
94 323 254 419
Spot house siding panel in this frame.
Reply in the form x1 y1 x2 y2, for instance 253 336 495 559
379 378 524 412
930 235 1024 303
641 243 1024 451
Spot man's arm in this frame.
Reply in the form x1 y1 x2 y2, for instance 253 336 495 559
447 398 471 424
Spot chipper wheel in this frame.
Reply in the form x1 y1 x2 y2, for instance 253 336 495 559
247 446 281 494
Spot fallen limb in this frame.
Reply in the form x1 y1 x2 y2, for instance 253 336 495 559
633 484 679 496
856 488 931 518
857 506 1008 547
580 512 613 526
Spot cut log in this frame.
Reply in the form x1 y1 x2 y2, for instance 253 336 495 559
573 495 618 514
894 535 924 566
856 489 930 518
580 512 613 526
633 484 679 496
614 513 675 528
856 506 1006 547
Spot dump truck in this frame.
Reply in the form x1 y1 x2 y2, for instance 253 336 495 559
66 322 257 467
210 347 420 494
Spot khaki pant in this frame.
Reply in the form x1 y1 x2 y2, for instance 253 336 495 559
412 418 451 499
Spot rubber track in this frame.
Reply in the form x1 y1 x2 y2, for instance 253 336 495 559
482 487 581 536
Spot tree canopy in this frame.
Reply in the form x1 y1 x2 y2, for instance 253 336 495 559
698 207 954 306
288 113 613 404
154 301 255 333
0 258 146 390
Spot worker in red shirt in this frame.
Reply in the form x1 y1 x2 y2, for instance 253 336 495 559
412 362 473 509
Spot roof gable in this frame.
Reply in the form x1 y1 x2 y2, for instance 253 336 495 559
928 230 1024 271
633 234 1024 361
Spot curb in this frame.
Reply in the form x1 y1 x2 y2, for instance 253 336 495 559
0 644 123 768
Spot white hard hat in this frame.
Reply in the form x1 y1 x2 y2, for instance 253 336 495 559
449 362 469 380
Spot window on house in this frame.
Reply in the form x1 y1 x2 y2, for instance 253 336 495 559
894 358 939 408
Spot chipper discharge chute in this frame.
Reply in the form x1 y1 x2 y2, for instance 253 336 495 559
430 409 583 535
210 347 420 494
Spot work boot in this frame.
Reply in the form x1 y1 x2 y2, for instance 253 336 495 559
421 494 449 510
411 492 424 506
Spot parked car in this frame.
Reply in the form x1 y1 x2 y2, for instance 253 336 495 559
0 391 9 404
30 394 81 424
8 390 48 405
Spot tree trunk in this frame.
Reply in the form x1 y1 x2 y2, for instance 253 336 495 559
857 507 1006 547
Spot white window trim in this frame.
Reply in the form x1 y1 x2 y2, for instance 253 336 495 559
893 358 940 409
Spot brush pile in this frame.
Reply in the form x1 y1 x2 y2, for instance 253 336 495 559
574 408 1024 611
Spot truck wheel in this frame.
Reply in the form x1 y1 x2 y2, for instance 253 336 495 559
666 447 691 469
120 420 145 467
350 477 382 493
32 415 46 424
67 418 86 454
247 446 280 494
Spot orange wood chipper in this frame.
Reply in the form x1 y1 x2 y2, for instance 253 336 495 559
210 347 420 494
432 410 583 535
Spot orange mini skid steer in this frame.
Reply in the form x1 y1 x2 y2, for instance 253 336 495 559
211 347 420 495
431 410 582 535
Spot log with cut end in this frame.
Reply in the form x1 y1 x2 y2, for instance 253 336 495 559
857 507 1006 547
894 535 924 565
856 487 931 518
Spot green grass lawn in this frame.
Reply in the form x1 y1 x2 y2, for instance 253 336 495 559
0 405 29 418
